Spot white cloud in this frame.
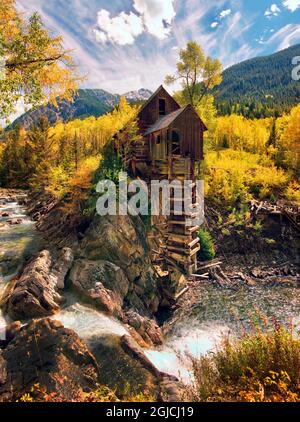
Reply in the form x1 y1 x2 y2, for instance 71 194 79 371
257 36 266 45
133 0 176 39
265 4 281 17
282 0 300 12
219 9 232 19
218 12 259 68
267 23 300 49
94 0 176 45
94 10 143 46
210 7 231 30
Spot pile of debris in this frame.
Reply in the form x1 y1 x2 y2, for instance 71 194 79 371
187 259 300 291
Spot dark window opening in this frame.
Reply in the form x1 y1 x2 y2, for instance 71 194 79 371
156 135 161 145
171 130 180 155
159 99 166 116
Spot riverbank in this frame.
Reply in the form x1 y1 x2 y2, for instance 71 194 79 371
1 189 300 401
0 190 183 401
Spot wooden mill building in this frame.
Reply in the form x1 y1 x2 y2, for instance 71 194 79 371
115 85 207 274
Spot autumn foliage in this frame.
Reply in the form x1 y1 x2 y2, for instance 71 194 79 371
188 319 300 402
0 0 81 120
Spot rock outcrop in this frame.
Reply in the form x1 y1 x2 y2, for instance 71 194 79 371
0 320 182 402
70 214 165 346
69 259 129 316
123 310 163 346
0 319 100 402
79 214 160 316
1 248 74 319
120 335 184 402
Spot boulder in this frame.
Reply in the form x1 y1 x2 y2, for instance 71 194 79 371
120 335 184 402
0 321 21 348
120 335 160 378
69 259 129 316
0 320 180 402
124 310 163 346
80 214 160 316
7 219 22 225
2 248 74 319
0 319 100 402
88 333 160 400
50 247 74 290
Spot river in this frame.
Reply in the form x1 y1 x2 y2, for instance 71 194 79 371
1 192 300 384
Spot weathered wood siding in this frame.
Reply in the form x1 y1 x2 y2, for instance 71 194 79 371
138 86 180 133
169 106 204 161
151 132 167 160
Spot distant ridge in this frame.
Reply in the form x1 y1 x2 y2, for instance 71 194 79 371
9 43 300 127
215 43 300 117
9 88 153 130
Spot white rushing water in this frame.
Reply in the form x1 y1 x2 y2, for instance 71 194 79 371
0 195 43 337
145 283 300 382
55 295 128 340
1 192 300 385
145 321 228 382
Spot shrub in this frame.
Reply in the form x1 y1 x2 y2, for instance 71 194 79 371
187 321 300 402
205 149 292 205
286 181 300 205
17 383 155 402
198 228 216 261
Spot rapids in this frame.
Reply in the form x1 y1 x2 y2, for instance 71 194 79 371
0 191 299 384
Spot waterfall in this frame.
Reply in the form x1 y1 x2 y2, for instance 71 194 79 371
144 321 229 382
54 293 128 340
1 190 300 385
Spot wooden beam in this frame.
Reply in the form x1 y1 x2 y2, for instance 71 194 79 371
175 287 189 301
188 237 200 248
187 225 200 233
191 274 209 279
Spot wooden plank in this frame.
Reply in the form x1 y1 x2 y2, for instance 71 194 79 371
191 274 209 280
166 245 190 255
167 251 188 264
166 233 193 244
187 225 200 233
188 237 200 248
166 243 199 257
190 245 200 256
167 233 189 243
168 220 187 226
198 261 223 270
175 287 189 301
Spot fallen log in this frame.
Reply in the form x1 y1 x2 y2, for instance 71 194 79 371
209 266 237 290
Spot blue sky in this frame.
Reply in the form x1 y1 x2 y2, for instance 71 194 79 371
17 0 300 93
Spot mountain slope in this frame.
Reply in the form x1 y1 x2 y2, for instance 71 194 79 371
10 44 300 127
10 88 152 129
215 44 300 117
